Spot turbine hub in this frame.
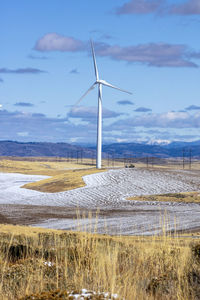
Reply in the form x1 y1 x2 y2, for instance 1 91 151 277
96 79 105 84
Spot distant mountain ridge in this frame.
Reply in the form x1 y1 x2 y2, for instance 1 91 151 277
0 141 94 158
101 141 200 158
0 140 200 158
101 142 169 158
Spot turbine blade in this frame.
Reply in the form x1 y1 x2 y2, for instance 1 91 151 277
101 80 132 95
73 83 96 107
91 40 99 81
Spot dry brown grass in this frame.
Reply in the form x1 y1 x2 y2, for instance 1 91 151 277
22 168 106 193
0 157 94 176
0 224 62 237
0 157 106 193
0 224 200 300
129 191 200 203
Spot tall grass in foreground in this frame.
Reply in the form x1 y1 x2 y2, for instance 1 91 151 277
0 225 199 300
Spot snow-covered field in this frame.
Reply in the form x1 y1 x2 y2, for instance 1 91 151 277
0 169 200 235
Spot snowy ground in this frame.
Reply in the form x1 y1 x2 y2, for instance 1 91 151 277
0 169 200 235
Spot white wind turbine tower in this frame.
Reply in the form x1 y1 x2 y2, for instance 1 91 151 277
75 41 132 169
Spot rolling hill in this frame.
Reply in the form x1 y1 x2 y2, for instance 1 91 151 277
0 140 199 158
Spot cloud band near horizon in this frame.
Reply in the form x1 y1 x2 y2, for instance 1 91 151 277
0 109 200 145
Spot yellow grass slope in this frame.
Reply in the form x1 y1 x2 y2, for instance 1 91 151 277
22 168 105 193
129 191 200 203
0 157 94 176
0 157 106 193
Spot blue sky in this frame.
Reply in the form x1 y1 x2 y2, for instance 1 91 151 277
0 0 200 145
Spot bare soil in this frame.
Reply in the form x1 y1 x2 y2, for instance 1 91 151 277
0 203 157 226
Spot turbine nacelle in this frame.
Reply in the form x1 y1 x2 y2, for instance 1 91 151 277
95 79 132 95
96 79 107 85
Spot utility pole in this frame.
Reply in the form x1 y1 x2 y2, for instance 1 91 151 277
182 148 185 169
189 148 192 170
76 151 79 164
146 156 149 168
112 152 115 168
81 150 83 164
71 151 73 163
124 154 126 167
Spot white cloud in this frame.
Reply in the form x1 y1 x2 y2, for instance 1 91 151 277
0 68 46 74
169 0 200 15
34 33 199 68
185 105 200 111
117 100 134 105
96 42 198 67
1 108 200 144
0 109 97 143
35 33 84 52
134 107 152 112
115 0 200 16
68 106 123 121
116 0 163 15
109 111 200 129
17 132 29 137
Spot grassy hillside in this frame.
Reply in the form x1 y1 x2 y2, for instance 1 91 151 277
22 168 105 193
0 157 106 192
0 224 199 299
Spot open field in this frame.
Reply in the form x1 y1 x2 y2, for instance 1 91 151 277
0 167 200 235
0 158 200 299
0 157 97 175
3 155 200 174
0 157 200 235
0 224 200 299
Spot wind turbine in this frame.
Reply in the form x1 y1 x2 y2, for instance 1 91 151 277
75 41 132 169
